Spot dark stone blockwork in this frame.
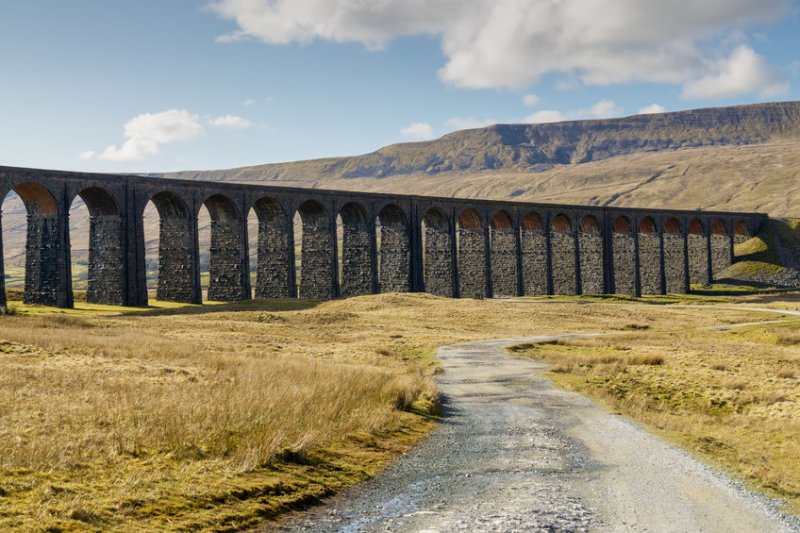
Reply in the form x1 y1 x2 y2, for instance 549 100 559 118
0 166 766 308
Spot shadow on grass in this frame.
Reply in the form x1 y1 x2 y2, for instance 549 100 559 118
123 298 323 317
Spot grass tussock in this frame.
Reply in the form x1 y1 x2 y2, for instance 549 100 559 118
0 291 796 529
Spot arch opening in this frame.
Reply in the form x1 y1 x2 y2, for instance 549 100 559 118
71 187 124 305
664 217 681 235
522 212 543 233
711 219 727 236
338 202 373 297
202 194 246 302
688 218 704 235
252 197 293 298
639 217 657 234
733 220 750 245
2 183 68 307
147 191 198 304
422 207 453 297
377 204 409 293
490 210 518 297
297 200 334 299
579 215 600 234
613 216 632 234
552 214 572 234
457 208 485 298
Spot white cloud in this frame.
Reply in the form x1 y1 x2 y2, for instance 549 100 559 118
243 98 258 107
400 122 435 140
79 150 95 160
522 94 540 107
100 110 204 161
210 0 790 92
638 103 667 114
682 44 789 100
525 110 565 124
446 116 497 130
209 114 253 128
587 99 623 119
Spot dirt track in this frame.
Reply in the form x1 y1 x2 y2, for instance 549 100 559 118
279 335 799 532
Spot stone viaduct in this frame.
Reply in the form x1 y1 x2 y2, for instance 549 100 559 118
0 165 766 309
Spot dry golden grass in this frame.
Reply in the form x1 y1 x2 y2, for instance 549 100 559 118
510 313 800 511
0 292 791 530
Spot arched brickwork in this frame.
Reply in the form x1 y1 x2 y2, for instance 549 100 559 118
377 204 410 293
422 207 453 297
149 191 198 304
687 218 708 286
638 216 662 295
252 197 293 298
297 200 334 299
520 212 547 296
203 194 247 302
338 202 373 297
578 215 603 294
550 214 576 295
612 216 636 296
457 208 485 298
490 211 517 297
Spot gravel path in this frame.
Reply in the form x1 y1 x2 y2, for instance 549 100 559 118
278 335 799 532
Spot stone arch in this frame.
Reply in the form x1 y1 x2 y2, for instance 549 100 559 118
377 204 410 293
612 215 636 295
578 215 603 294
147 191 198 303
338 202 374 297
521 211 547 295
638 216 661 295
490 210 518 297
422 207 453 297
550 213 576 295
663 217 686 293
297 200 334 299
252 196 293 298
710 218 731 279
687 218 709 285
202 194 246 302
74 187 124 305
457 208 485 298
733 220 750 244
4 182 67 306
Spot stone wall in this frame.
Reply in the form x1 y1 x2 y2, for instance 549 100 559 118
300 217 335 299
24 214 63 306
340 221 373 297
157 217 196 303
688 234 709 285
638 233 662 295
663 234 686 293
424 225 454 297
87 215 125 305
521 230 548 295
379 224 410 292
578 233 604 294
207 219 244 301
491 227 517 297
458 228 486 298
711 234 732 280
550 232 576 295
256 218 293 298
612 233 636 296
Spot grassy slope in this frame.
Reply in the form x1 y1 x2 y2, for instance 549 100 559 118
0 293 786 530
509 309 800 511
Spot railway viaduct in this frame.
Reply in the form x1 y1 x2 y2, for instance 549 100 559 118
0 165 766 309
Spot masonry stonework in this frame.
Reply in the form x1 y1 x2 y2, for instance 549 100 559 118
521 229 548 296
578 233 604 294
638 233 662 295
0 166 765 308
490 227 518 297
550 232 577 295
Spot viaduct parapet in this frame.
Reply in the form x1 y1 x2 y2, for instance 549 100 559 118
0 165 766 309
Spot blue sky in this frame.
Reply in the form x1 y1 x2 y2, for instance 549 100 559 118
1 1 799 173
